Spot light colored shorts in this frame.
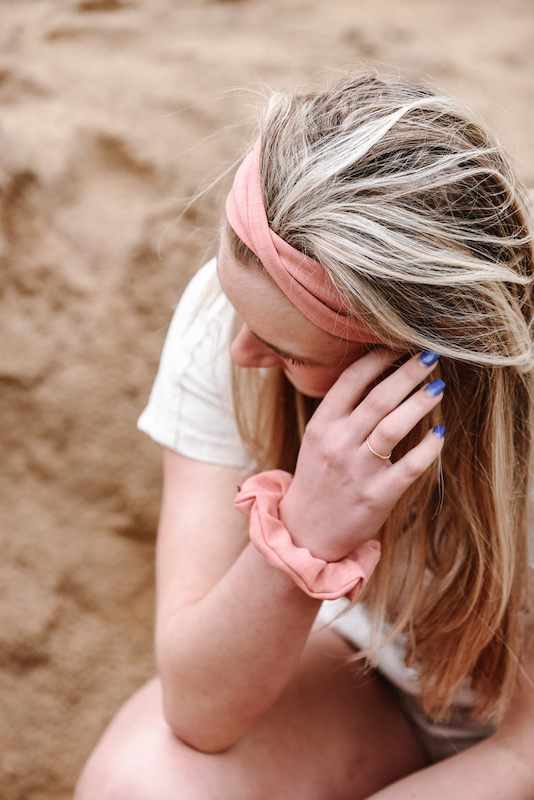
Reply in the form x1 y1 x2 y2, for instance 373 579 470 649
317 599 495 764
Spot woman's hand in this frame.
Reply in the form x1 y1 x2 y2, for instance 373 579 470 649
279 349 445 562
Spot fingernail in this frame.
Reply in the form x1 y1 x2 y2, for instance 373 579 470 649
419 350 441 367
425 378 446 396
433 425 446 438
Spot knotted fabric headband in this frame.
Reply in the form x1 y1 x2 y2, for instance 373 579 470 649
225 140 380 343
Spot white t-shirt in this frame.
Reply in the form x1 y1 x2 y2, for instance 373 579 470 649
138 258 498 761
138 259 253 470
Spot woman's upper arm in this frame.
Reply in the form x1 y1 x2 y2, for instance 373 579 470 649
155 447 250 630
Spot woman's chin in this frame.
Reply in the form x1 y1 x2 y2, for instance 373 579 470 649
283 372 328 399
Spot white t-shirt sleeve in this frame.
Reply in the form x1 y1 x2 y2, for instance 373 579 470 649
137 258 253 470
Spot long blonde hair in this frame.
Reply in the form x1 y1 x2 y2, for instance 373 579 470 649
229 73 534 723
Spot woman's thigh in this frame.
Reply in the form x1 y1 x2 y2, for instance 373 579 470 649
75 628 425 800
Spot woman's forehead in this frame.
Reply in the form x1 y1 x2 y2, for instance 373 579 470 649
218 239 373 365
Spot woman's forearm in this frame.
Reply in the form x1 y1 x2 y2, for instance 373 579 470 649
365 736 533 800
156 541 320 753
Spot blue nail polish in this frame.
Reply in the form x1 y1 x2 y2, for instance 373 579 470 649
419 350 441 366
433 425 446 438
425 378 446 396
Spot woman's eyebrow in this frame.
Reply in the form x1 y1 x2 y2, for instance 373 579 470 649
251 331 317 365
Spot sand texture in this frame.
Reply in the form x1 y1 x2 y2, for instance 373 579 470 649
1 1 533 797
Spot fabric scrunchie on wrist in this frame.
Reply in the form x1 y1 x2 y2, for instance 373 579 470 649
234 469 381 602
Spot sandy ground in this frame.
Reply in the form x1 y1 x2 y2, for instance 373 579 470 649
1 1 533 797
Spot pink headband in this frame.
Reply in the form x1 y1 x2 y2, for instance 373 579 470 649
225 140 380 343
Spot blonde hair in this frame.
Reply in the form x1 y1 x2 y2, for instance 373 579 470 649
229 73 534 723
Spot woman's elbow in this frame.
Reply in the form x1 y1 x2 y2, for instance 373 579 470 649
159 683 242 755
155 643 244 754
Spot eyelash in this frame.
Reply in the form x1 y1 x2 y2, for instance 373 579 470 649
282 355 306 367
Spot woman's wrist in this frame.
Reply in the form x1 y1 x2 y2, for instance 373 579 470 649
278 491 357 562
235 470 381 601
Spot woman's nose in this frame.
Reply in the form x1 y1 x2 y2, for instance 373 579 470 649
230 324 281 368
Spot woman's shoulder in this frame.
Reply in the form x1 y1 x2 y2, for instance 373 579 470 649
172 257 227 327
137 257 252 469
155 256 235 374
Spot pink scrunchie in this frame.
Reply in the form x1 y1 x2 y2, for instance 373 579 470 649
234 470 381 601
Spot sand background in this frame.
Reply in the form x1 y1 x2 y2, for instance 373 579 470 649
1 1 533 798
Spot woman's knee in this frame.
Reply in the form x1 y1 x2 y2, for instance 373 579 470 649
75 749 146 800
75 723 215 800
74 637 425 800
74 680 217 800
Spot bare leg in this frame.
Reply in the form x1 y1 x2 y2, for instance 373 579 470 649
75 629 425 800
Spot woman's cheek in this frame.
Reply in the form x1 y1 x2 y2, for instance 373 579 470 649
283 365 343 397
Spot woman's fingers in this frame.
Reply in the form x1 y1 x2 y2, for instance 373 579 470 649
313 348 400 421
365 378 445 462
383 426 445 497
352 351 442 435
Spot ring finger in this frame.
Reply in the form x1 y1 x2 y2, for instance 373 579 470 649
365 377 445 461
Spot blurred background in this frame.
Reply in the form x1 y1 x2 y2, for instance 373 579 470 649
1 1 532 797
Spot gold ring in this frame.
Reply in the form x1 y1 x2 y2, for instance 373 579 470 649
366 435 392 460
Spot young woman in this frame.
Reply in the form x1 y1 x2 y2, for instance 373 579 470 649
76 73 534 799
